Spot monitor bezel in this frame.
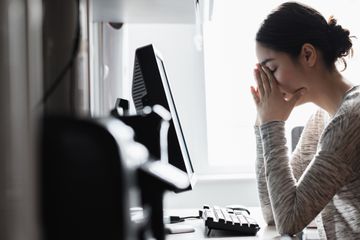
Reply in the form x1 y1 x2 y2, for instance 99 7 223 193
154 51 196 188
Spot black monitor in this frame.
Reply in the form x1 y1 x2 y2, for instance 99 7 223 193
131 44 196 191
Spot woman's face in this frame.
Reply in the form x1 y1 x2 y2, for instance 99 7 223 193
255 43 308 104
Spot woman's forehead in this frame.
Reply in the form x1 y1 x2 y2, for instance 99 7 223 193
256 43 275 60
255 43 289 63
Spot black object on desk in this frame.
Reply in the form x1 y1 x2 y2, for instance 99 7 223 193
137 161 190 240
111 99 162 160
111 100 190 240
41 115 131 240
200 205 260 236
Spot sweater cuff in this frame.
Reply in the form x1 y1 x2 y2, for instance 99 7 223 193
259 121 286 159
254 125 261 141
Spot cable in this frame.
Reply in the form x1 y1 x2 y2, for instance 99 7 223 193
181 216 202 220
38 0 81 109
169 215 201 224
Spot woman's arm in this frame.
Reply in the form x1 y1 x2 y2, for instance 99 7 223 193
260 115 357 235
255 126 275 225
255 109 326 225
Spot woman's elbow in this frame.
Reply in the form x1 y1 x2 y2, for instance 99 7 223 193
277 223 304 236
261 207 275 225
264 217 275 226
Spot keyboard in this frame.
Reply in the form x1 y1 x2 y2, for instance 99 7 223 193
200 205 260 236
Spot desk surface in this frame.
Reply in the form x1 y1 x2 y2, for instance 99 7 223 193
165 208 319 240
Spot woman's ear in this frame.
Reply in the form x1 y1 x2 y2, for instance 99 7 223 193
300 43 317 67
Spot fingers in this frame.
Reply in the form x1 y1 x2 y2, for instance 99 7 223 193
261 66 277 91
254 67 264 97
250 86 260 104
252 63 280 104
257 64 271 94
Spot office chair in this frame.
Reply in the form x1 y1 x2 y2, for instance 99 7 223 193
41 115 131 240
291 126 304 152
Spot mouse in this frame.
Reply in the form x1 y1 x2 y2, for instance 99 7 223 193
225 204 251 215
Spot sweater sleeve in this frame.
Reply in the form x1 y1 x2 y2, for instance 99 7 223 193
260 115 357 236
254 126 275 225
255 110 325 225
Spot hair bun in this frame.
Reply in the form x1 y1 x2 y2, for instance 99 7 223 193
327 16 352 61
328 16 338 28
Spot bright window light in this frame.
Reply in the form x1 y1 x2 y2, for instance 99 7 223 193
203 0 360 174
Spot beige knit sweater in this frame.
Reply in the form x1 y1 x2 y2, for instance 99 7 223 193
255 86 360 239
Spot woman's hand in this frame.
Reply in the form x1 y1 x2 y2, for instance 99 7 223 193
250 64 305 125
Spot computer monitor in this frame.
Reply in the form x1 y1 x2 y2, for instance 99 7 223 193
131 44 196 191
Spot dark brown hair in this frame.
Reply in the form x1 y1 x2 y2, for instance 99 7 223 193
256 2 353 70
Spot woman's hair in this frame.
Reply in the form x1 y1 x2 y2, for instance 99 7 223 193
256 2 353 70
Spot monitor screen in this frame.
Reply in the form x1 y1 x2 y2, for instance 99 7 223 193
132 44 196 191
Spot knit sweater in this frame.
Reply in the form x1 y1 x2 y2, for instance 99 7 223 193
255 86 360 239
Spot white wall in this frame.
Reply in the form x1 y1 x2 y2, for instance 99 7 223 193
93 22 261 209
91 24 208 167
123 24 263 209
89 23 128 116
164 177 260 209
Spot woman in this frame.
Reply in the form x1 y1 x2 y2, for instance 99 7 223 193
251 2 360 239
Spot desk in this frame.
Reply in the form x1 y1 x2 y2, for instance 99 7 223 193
165 208 320 240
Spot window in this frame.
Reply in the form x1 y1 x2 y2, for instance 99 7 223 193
202 0 360 175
